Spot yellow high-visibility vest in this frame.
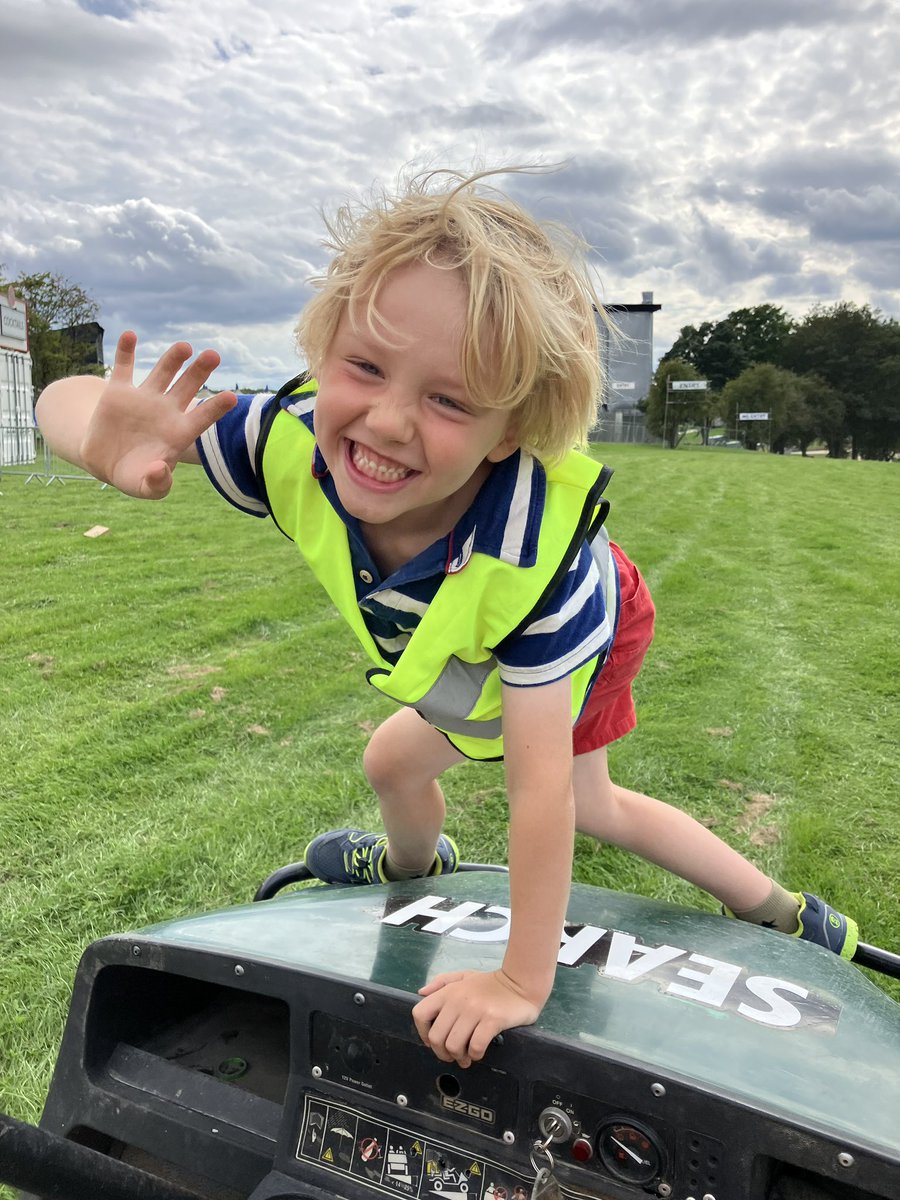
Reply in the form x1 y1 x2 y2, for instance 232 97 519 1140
259 378 615 759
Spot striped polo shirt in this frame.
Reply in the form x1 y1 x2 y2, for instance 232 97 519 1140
197 389 619 691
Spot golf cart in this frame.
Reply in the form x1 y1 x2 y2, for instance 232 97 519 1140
2 860 899 1200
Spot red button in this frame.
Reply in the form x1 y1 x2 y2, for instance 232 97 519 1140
571 1137 593 1162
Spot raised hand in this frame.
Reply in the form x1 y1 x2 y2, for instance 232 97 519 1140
79 331 237 499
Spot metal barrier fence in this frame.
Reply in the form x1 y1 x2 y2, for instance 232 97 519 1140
0 428 100 485
592 408 660 445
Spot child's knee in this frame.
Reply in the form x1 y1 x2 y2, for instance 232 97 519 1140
362 725 408 793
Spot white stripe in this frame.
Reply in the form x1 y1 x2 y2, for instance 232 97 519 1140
603 546 619 635
242 394 271 474
498 453 534 564
521 556 601 636
368 588 429 617
374 632 411 654
498 619 613 686
199 422 268 514
285 392 316 418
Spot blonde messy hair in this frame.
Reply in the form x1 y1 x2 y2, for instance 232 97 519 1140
296 168 607 464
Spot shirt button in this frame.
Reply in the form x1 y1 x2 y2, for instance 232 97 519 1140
359 569 374 584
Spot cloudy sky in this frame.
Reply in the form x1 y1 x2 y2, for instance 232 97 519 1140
2 0 898 388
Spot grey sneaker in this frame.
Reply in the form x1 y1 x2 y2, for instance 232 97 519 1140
304 828 459 885
793 891 858 960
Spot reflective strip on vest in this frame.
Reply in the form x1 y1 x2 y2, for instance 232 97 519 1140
405 527 615 745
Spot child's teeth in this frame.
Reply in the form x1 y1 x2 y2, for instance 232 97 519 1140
353 446 411 481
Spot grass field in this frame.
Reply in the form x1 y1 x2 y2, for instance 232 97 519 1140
1 445 898 1137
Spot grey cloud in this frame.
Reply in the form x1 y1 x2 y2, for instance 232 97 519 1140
0 1 169 80
696 146 900 248
690 214 802 286
438 103 549 131
803 186 900 244
487 0 885 61
76 0 151 16
2 196 306 337
766 271 841 303
502 158 642 235
753 150 900 195
632 218 680 251
848 245 900 290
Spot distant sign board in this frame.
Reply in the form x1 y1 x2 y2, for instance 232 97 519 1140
671 380 708 391
612 381 635 390
739 412 770 421
0 297 28 352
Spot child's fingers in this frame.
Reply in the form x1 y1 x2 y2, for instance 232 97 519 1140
142 341 195 395
412 998 460 1064
424 1006 480 1070
139 461 174 500
169 349 223 409
109 330 138 383
184 390 237 441
417 971 464 997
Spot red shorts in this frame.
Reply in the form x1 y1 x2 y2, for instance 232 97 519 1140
572 542 655 755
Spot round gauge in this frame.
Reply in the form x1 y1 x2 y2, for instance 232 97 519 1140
595 1118 664 1185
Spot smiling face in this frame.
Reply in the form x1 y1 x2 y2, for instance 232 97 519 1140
313 260 519 565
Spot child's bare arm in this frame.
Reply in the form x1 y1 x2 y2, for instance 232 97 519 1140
412 677 575 1067
37 331 236 498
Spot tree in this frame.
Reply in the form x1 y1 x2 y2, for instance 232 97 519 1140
664 320 714 372
781 302 900 460
0 269 104 393
720 363 849 454
662 304 794 392
794 374 846 458
644 358 711 447
720 364 809 452
724 304 795 367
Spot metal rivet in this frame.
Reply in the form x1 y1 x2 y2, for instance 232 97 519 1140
311 1066 323 1079
396 1093 408 1107
211 1127 219 1135
651 1082 666 1097
702 1193 717 1200
837 1153 854 1168
502 1131 515 1145
131 945 141 957
353 992 366 1006
657 1186 672 1198
234 964 245 976
359 569 373 584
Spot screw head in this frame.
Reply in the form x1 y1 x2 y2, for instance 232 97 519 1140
131 945 141 957
311 1066 323 1079
502 1131 515 1145
353 992 366 1006
837 1152 854 1168
651 1082 666 1097
396 1093 408 1107
234 964 245 976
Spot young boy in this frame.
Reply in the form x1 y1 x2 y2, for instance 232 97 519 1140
37 170 857 1072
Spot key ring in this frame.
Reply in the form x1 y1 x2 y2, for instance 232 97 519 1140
529 1141 555 1176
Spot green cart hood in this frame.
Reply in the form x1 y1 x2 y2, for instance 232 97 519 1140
139 874 900 1158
